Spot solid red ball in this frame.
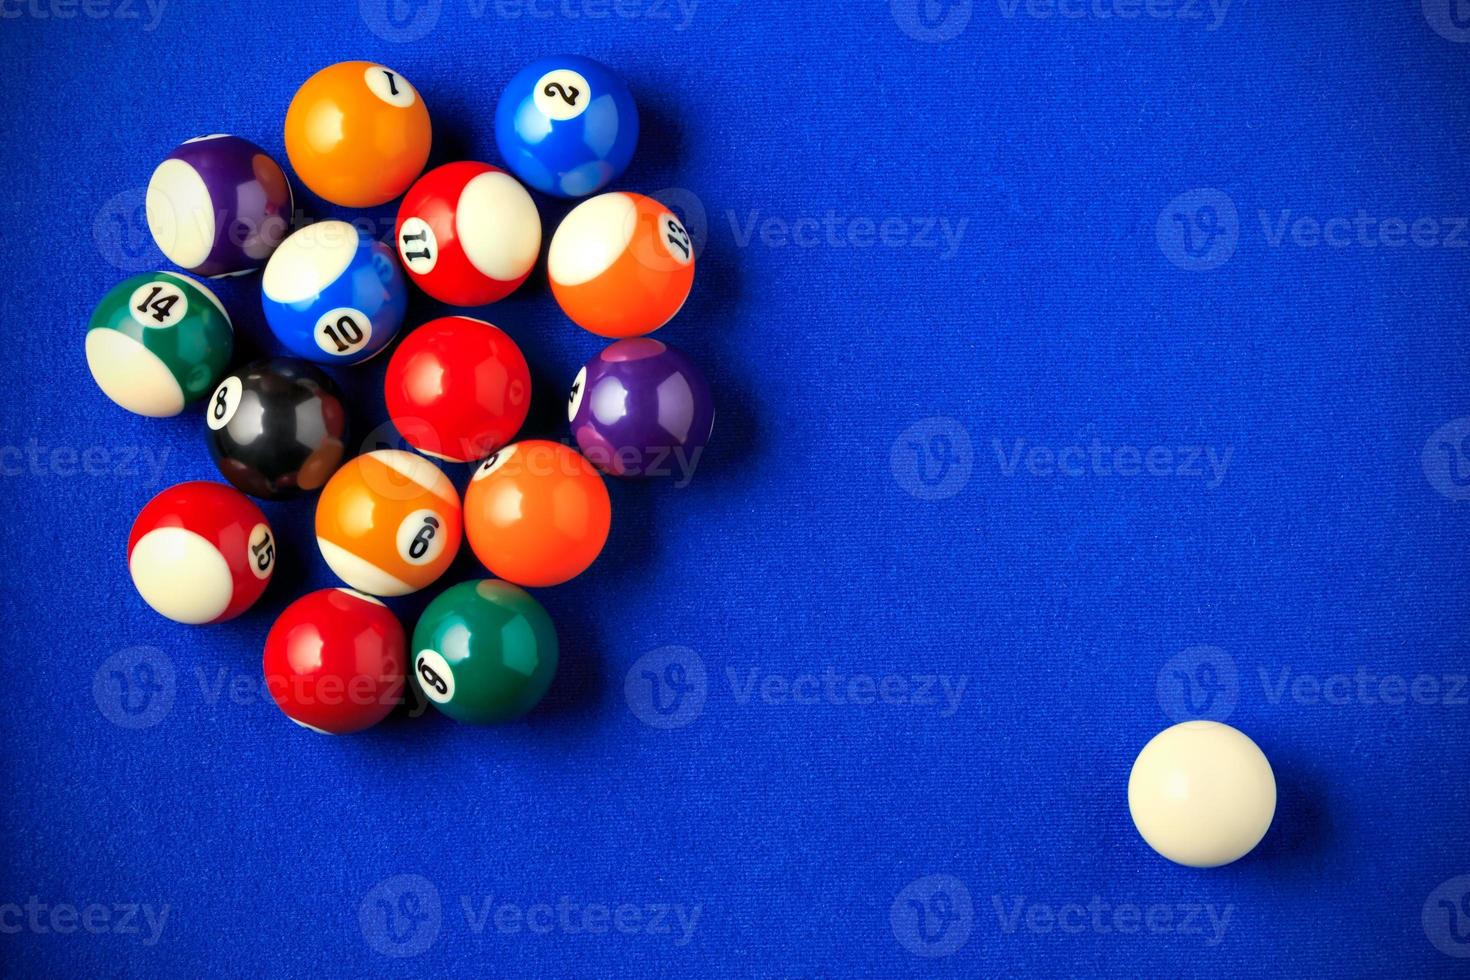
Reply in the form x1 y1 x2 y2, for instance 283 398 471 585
394 161 542 306
384 316 531 463
263 588 406 735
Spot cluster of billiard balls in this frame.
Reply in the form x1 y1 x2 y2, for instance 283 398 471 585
87 57 714 737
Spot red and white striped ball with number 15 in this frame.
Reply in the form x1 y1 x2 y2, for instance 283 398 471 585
395 162 542 306
127 481 276 625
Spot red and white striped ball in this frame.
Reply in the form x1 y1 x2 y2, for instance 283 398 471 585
127 481 276 624
395 162 542 306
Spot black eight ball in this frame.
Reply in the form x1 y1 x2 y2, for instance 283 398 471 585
206 358 349 500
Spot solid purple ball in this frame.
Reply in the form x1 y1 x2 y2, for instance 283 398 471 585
569 339 714 479
146 135 293 277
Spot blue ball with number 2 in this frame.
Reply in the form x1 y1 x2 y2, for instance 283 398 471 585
261 220 407 366
494 56 640 199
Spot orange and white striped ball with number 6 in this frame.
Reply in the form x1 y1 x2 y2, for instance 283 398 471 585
548 192 696 339
314 450 462 597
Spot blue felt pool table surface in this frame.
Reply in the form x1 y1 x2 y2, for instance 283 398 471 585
4 0 1470 976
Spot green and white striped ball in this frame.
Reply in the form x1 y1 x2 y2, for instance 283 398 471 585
85 272 234 417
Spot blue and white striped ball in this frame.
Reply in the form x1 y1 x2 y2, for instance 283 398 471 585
261 220 407 365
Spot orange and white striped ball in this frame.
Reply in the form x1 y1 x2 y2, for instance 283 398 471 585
547 192 695 338
314 450 462 596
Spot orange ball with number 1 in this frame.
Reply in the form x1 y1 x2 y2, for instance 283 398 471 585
285 61 432 208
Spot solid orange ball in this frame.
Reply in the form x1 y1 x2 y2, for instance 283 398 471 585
464 441 611 588
285 61 432 207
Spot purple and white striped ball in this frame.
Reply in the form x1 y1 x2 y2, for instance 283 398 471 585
146 134 293 278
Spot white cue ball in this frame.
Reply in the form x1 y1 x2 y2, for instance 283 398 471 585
1128 721 1277 868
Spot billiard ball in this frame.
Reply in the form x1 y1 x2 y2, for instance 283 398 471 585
145 135 293 277
1128 721 1277 868
411 579 557 724
262 220 407 365
383 317 530 463
263 588 405 735
493 55 638 199
569 339 714 478
128 481 276 625
315 449 462 597
548 192 694 337
284 61 431 207
86 272 233 417
463 441 610 587
206 358 349 499
395 162 541 306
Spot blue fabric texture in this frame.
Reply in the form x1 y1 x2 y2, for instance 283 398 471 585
2 1 1469 976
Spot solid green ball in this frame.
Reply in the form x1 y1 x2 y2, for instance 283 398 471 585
410 579 558 723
